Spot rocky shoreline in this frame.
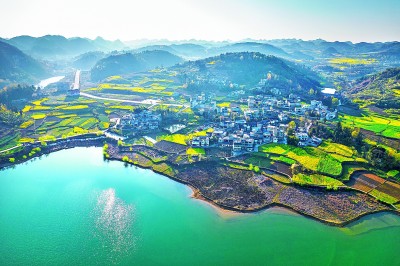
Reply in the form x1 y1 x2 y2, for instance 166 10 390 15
1 137 399 227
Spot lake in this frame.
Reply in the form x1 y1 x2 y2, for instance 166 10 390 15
0 147 399 265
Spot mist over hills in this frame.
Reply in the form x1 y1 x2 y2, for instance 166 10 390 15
0 39 47 83
1 34 399 91
4 35 126 60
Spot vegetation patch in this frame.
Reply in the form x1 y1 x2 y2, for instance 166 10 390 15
186 148 205 155
340 112 400 139
329 58 377 65
259 144 342 175
20 120 34 129
318 141 354 157
159 134 187 145
31 114 46 120
387 170 399 179
61 105 89 110
369 189 398 204
292 173 343 188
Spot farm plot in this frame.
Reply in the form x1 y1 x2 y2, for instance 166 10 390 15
347 171 386 193
374 181 400 202
258 144 342 176
340 112 400 139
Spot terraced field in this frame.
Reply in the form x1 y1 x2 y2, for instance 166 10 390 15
347 172 385 193
339 112 400 139
258 143 343 176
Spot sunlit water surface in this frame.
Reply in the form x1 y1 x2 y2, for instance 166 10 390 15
0 147 399 265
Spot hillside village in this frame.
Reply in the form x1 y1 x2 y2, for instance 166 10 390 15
111 85 337 155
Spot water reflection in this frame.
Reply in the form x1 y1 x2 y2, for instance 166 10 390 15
340 212 400 236
93 188 135 263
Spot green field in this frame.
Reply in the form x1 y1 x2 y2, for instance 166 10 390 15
339 112 400 139
292 173 344 188
259 143 343 176
0 96 112 147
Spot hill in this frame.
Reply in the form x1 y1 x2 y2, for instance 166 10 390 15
5 35 126 59
91 50 184 81
135 43 208 59
209 42 291 59
347 67 400 109
72 51 106 70
171 52 321 94
0 40 47 83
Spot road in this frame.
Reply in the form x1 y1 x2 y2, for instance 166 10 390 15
80 92 188 107
144 136 157 144
0 144 23 154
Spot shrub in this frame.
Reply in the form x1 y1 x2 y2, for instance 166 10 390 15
122 156 129 162
9 158 15 163
248 163 254 171
254 166 260 173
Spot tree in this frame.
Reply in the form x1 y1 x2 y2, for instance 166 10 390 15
333 122 343 142
287 135 299 146
287 121 296 136
309 88 315 95
254 166 260 173
367 146 395 170
0 104 25 126
332 97 339 107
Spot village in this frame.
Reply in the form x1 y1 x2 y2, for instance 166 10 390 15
110 87 338 156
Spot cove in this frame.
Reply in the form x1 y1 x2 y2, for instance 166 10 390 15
0 147 399 265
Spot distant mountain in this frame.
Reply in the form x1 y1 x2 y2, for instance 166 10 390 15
135 45 179 56
0 40 47 83
209 42 291 59
135 42 290 60
72 51 106 70
323 47 340 56
135 43 208 59
348 67 400 108
172 52 320 94
169 44 208 58
91 50 184 81
5 35 126 60
268 39 400 60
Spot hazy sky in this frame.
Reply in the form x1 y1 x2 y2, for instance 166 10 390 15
1 0 399 42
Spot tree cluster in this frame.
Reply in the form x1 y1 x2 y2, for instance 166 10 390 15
0 84 35 109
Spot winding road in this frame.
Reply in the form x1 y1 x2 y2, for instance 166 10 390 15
80 92 188 107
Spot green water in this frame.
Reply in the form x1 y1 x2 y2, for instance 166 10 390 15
1 147 399 266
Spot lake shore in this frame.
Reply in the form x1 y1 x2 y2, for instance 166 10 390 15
1 138 398 227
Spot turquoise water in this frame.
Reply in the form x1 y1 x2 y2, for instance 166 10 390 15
1 147 399 265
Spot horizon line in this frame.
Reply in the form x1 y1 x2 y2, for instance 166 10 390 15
1 34 399 44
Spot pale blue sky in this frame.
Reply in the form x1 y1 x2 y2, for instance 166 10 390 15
1 0 399 42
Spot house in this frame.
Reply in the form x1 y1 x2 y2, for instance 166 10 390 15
326 110 337 121
191 136 210 147
295 132 309 141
